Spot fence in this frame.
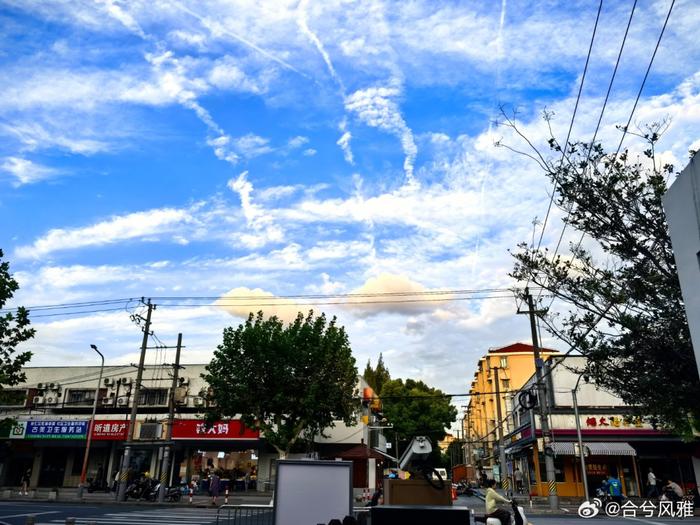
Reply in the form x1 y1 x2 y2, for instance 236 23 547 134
215 504 371 525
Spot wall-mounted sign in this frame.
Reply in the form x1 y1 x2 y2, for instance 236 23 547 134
584 416 644 429
586 462 609 476
26 420 87 439
91 420 129 440
9 421 26 439
171 419 259 440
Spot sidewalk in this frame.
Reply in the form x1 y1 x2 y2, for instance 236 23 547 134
0 489 274 507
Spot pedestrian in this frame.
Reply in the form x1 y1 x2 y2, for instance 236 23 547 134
513 467 523 494
209 470 221 506
19 468 31 496
646 467 658 498
606 472 623 504
663 479 683 503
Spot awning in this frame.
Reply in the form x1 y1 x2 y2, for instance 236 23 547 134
550 442 636 457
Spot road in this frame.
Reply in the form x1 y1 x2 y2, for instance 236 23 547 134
0 501 697 525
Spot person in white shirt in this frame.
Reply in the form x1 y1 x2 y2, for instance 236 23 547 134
646 467 658 498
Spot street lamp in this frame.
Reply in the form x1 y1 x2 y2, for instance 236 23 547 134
77 344 104 499
572 373 590 501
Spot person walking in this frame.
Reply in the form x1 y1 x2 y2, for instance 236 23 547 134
646 467 658 498
209 470 221 506
19 469 31 496
606 473 623 504
513 467 523 494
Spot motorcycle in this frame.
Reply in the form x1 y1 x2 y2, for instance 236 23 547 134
147 482 182 502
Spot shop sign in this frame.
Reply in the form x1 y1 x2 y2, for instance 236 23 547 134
9 421 27 439
171 419 259 440
584 416 645 429
586 462 609 476
91 420 129 440
26 420 87 439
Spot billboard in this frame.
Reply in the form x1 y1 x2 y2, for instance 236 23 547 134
171 419 259 440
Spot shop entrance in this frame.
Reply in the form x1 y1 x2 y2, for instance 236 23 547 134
38 452 66 487
178 449 258 494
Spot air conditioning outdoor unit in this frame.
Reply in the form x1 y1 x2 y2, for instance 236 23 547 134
102 397 115 406
37 383 44 390
120 378 132 386
48 382 59 390
33 396 45 405
116 397 129 406
193 397 205 407
104 378 115 387
179 377 190 386
45 396 58 404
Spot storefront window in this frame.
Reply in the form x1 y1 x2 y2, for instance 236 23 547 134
538 454 566 482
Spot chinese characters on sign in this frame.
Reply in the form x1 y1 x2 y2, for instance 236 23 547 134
91 420 129 440
585 462 608 476
172 419 260 440
578 499 694 519
584 416 644 428
26 420 87 439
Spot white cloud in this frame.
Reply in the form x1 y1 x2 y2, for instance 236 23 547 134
15 207 193 259
336 131 354 164
1 157 59 186
345 86 417 183
287 135 309 149
232 133 274 158
228 171 284 248
302 148 316 156
217 287 310 323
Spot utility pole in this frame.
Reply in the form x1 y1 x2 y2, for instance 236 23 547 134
466 410 472 466
159 333 182 502
521 287 559 509
117 298 154 502
493 367 509 493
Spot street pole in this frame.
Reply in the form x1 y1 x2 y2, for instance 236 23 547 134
117 298 154 501
523 287 559 509
159 333 182 502
572 376 589 500
78 344 104 499
466 410 472 466
493 367 509 494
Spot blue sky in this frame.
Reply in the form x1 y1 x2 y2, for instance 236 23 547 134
1 0 699 416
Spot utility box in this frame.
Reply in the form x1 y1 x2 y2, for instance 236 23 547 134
383 478 452 506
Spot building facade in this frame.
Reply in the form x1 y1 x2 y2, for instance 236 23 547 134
505 356 700 498
0 365 382 495
464 342 559 475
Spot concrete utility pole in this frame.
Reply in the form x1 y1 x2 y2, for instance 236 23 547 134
117 298 154 501
521 288 559 509
77 344 104 499
493 367 508 493
159 333 182 502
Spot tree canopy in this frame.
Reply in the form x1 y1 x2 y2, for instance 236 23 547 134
363 353 391 395
0 249 34 432
204 310 359 457
381 378 457 457
504 116 700 435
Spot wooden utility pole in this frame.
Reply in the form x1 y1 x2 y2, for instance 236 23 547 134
159 333 182 502
117 298 154 501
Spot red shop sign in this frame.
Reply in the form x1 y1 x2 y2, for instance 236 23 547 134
91 420 129 440
171 419 259 440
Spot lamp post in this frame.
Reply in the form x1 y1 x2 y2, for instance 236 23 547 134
572 373 589 501
78 344 104 499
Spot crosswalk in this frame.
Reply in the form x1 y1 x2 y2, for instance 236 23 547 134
39 508 224 525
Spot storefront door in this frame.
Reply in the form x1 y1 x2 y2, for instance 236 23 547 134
38 453 66 487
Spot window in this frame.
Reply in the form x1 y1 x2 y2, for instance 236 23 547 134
0 389 27 407
538 454 566 482
502 378 510 390
67 389 96 406
138 388 168 406
500 357 508 369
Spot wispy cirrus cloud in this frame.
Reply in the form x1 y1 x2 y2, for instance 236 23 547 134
1 157 60 186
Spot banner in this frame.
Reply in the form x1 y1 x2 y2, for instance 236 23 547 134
91 420 129 440
171 419 259 440
26 420 87 439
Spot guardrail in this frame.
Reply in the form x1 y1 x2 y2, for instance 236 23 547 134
215 504 372 524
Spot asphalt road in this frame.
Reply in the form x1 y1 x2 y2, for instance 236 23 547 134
0 501 697 525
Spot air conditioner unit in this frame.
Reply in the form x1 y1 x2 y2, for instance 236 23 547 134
45 396 58 404
178 377 190 386
104 378 115 387
193 397 205 407
120 378 132 386
37 383 44 390
48 382 59 390
116 397 129 406
33 396 45 405
101 397 115 406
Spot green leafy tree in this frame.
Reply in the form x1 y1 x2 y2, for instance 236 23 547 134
502 114 700 435
0 250 34 435
362 353 391 394
381 378 457 460
204 310 359 457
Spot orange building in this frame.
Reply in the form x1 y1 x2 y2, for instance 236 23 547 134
464 343 559 475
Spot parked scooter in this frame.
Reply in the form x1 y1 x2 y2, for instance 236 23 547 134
147 482 182 502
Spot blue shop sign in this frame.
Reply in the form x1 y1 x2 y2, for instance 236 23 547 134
26 420 87 439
